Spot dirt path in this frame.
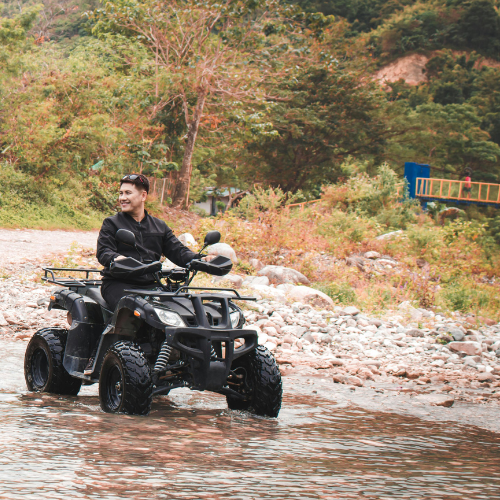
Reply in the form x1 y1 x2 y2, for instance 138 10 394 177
0 228 98 264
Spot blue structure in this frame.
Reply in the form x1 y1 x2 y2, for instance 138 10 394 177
403 162 500 208
404 162 430 199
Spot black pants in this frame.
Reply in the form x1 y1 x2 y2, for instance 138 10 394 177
101 280 157 311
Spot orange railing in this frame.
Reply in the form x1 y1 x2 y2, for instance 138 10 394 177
286 199 322 211
416 178 500 204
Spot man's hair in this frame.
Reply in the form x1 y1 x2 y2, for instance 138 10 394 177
120 174 150 193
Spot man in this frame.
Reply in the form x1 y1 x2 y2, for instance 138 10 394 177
96 174 201 311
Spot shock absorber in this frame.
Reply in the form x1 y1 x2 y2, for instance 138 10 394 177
154 341 173 372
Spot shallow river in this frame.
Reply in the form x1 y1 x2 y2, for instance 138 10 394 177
1 340 499 499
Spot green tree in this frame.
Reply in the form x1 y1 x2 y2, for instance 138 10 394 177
241 63 387 192
92 0 333 207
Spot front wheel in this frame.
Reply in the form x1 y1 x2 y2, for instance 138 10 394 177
24 328 82 395
226 345 282 417
99 341 153 415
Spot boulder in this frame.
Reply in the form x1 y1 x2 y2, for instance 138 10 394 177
287 286 334 309
477 372 496 382
276 283 296 294
212 274 243 288
416 395 455 407
178 233 197 248
346 256 366 271
448 341 482 357
406 369 424 380
364 349 383 359
245 276 270 287
364 251 381 259
283 325 307 337
330 358 345 366
302 332 315 344
345 376 364 387
406 328 425 338
249 258 264 271
257 265 310 285
207 243 238 262
449 329 465 341
343 306 360 316
375 230 403 241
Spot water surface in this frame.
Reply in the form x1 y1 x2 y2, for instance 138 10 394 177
1 340 499 499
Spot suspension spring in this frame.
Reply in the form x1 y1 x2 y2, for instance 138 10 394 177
154 342 173 372
210 346 217 360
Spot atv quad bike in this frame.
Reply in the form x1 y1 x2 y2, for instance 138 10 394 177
24 230 282 417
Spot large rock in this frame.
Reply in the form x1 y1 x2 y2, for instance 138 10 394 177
178 233 197 248
212 274 243 288
364 349 383 359
283 325 307 337
375 230 403 241
342 306 360 316
257 265 310 285
477 372 496 382
249 258 264 271
448 341 482 356
364 251 381 259
245 276 270 287
406 328 424 338
416 394 455 407
287 286 334 309
207 243 238 262
449 329 465 341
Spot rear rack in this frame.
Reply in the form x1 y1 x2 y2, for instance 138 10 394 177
124 286 256 301
43 267 103 288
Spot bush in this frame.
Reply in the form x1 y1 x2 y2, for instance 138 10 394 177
439 281 498 315
232 186 303 220
321 163 418 229
314 282 357 304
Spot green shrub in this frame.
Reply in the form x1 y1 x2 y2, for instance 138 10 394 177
314 282 357 304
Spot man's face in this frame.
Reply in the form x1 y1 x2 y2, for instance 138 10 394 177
119 183 147 213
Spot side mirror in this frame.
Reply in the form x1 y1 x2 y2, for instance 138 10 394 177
204 230 221 246
116 229 136 247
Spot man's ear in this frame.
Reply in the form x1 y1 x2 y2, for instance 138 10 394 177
142 190 148 201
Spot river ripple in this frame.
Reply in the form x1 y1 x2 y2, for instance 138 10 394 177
1 341 499 499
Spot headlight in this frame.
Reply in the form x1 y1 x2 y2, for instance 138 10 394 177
230 310 242 328
154 308 186 327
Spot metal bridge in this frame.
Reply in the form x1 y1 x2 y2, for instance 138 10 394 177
405 162 500 208
415 177 500 206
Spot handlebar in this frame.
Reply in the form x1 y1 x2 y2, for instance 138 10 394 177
109 257 162 279
109 255 232 282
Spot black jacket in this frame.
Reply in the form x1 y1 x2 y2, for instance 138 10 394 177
97 211 198 284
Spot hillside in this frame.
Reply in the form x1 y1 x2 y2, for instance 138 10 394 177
0 0 499 319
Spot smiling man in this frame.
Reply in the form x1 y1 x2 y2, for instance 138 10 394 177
96 174 200 312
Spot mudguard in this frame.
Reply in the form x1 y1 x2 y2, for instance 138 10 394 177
49 289 105 375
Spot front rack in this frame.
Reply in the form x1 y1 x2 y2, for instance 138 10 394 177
124 286 256 301
43 267 103 288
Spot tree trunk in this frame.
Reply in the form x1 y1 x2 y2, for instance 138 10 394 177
171 89 207 208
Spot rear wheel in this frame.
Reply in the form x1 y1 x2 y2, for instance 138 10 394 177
24 328 82 395
99 341 152 415
226 345 282 417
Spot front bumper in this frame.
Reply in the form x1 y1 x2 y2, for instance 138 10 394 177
165 327 258 391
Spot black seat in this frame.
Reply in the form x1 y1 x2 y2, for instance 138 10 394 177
86 288 112 312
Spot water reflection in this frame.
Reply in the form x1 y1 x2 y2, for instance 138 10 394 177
2 339 499 499
0 388 499 500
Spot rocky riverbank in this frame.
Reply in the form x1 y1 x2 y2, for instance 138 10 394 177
1 240 500 409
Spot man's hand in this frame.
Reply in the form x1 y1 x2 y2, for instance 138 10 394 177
114 255 126 261
202 255 217 262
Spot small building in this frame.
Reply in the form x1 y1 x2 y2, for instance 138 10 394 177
194 187 246 216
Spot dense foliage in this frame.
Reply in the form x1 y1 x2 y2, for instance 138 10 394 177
0 0 498 318
0 0 500 216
